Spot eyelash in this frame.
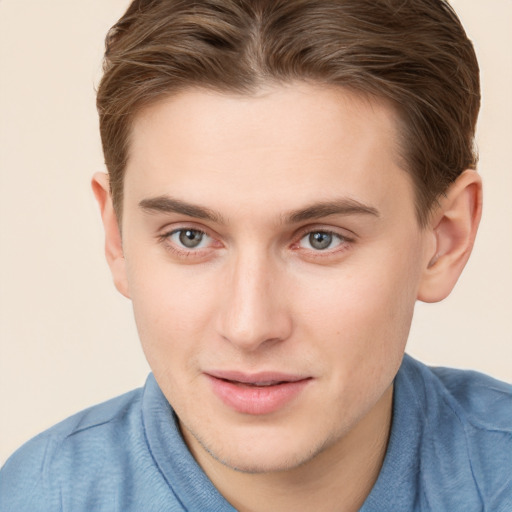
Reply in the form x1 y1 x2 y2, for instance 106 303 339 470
293 229 352 255
293 229 351 249
157 227 216 258
157 226 355 259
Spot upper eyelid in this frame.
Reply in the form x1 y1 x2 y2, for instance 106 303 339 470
158 225 206 240
159 223 212 238
294 224 357 241
168 227 207 235
163 227 212 245
299 230 345 241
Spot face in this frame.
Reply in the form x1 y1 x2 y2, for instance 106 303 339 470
118 83 433 473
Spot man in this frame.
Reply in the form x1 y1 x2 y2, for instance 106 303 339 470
1 0 511 510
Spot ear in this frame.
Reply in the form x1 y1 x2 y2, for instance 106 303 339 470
417 169 482 303
91 172 130 299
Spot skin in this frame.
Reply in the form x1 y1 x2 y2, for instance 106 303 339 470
93 83 482 512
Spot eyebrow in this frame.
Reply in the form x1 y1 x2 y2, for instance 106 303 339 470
284 199 380 223
139 196 224 223
138 195 380 224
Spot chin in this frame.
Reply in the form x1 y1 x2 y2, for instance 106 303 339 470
209 444 318 474
185 420 333 475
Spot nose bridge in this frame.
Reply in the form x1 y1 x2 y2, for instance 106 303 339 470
217 244 291 351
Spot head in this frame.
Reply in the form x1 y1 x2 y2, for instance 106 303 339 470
93 0 482 476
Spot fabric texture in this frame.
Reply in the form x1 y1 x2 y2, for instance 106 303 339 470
1 354 511 511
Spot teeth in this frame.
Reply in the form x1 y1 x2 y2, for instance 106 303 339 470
249 381 281 386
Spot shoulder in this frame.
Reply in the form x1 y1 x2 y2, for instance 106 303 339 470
401 355 512 509
0 386 144 511
429 362 512 431
403 355 512 431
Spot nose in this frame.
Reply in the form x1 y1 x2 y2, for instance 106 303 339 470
216 249 293 352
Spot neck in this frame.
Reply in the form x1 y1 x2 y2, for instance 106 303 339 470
184 384 393 512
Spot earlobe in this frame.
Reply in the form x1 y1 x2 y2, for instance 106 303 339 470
91 172 130 299
417 169 482 303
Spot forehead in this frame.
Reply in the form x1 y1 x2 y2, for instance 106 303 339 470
124 83 413 222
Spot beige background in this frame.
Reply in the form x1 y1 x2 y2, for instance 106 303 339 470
0 0 511 466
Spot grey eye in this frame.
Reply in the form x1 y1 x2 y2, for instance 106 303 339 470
298 230 345 251
176 229 205 248
308 231 333 250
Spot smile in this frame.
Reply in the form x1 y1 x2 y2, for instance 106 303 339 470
205 371 312 415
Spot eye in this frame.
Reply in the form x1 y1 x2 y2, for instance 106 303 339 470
168 228 210 249
299 230 345 251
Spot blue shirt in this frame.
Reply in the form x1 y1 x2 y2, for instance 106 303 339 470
1 354 511 511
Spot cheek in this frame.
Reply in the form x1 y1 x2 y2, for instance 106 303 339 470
295 245 422 376
126 257 217 372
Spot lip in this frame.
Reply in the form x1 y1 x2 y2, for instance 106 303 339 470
205 370 312 415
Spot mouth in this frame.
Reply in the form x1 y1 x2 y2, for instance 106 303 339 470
226 380 287 387
205 371 312 415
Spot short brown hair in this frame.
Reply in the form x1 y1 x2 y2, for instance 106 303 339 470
97 0 480 225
